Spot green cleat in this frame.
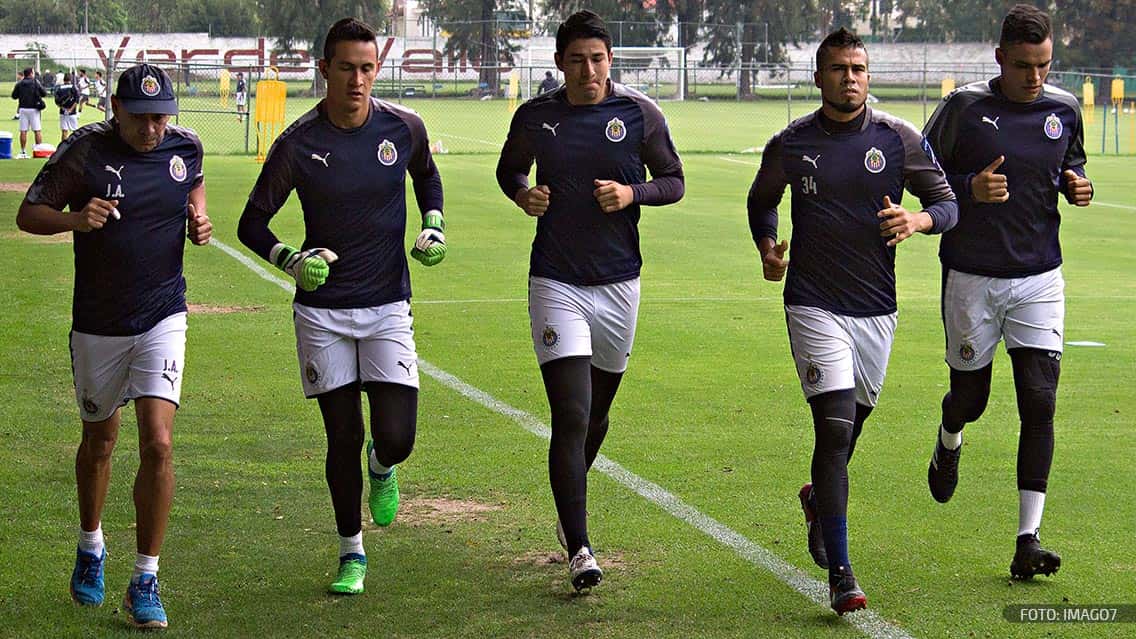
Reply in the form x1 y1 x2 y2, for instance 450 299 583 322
328 554 367 595
367 441 400 526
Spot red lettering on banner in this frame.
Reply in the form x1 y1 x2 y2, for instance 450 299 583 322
268 50 310 73
91 36 130 67
224 37 265 68
401 49 441 73
376 37 395 70
183 48 220 63
138 49 176 62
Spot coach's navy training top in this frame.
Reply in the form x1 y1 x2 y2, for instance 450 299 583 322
239 97 444 309
923 79 1087 278
748 107 958 317
25 120 204 336
496 82 684 286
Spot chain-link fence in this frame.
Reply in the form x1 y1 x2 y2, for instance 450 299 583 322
10 55 1133 157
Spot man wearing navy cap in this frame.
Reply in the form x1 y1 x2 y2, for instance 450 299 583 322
17 63 211 629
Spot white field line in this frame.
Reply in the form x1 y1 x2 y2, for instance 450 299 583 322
433 132 500 147
211 236 916 639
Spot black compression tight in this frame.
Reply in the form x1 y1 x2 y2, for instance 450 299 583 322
317 382 418 536
541 357 624 556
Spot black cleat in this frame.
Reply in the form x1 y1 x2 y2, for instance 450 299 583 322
928 437 961 503
1010 533 1061 579
798 483 828 569
828 567 867 615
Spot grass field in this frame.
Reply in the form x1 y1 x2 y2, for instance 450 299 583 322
0 96 1134 638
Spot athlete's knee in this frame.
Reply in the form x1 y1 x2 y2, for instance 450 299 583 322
809 389 856 454
945 364 993 423
138 435 173 465
79 427 118 460
379 428 415 465
1010 349 1060 423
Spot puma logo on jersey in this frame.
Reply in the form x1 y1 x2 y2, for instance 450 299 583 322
104 165 124 179
396 360 415 376
311 152 330 167
981 116 1000 130
542 122 560 136
161 373 178 391
802 154 820 169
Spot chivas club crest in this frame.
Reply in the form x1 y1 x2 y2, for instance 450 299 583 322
169 155 187 182
863 146 886 174
305 362 320 384
377 139 398 166
1044 113 1063 140
541 326 559 348
959 341 976 363
805 362 824 386
140 74 161 97
605 117 627 142
82 395 99 416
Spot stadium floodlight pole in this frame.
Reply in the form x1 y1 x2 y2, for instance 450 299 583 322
84 0 88 34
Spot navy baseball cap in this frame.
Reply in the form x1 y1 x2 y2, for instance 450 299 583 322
114 63 178 115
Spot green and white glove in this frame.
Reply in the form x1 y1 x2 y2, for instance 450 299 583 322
270 243 339 292
410 210 446 267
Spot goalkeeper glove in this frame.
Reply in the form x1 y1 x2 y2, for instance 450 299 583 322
410 210 446 267
270 243 339 292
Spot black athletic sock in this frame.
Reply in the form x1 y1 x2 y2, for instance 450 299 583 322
808 389 857 572
363 382 418 468
846 403 873 463
542 357 592 555
584 366 623 470
317 384 365 537
1010 349 1059 493
941 364 993 434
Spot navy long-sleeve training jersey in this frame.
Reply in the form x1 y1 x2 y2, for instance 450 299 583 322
239 97 444 309
923 78 1087 278
25 121 205 335
496 82 684 286
748 107 958 317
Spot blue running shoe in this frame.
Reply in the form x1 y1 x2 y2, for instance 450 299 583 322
70 547 106 606
123 574 168 629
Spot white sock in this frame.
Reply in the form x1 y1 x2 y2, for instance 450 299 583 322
79 524 104 556
339 531 365 558
1018 490 1046 537
369 448 392 477
939 425 963 450
132 553 159 581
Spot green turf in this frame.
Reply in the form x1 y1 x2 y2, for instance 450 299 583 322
0 107 1133 637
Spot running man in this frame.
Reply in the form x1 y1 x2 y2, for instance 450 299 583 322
17 63 211 629
748 28 957 614
496 9 684 592
922 3 1092 580
237 17 446 596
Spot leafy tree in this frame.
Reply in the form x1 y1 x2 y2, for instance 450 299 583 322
180 0 260 37
259 0 389 92
418 0 530 93
1054 0 1136 71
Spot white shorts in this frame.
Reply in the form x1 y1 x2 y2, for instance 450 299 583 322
943 267 1065 370
528 276 640 373
785 305 897 407
70 312 188 422
18 108 41 132
236 92 247 107
293 301 419 398
60 113 79 130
